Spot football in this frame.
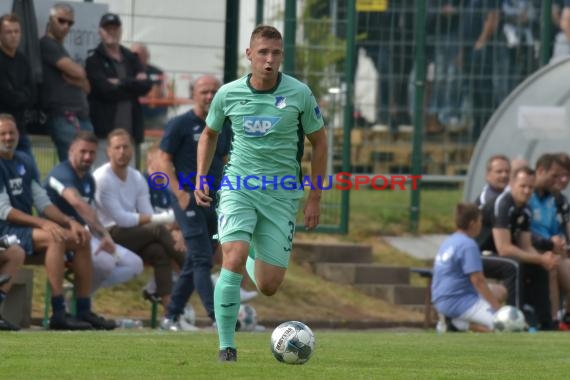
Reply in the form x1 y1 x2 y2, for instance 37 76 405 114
493 305 526 332
270 321 315 364
237 304 257 331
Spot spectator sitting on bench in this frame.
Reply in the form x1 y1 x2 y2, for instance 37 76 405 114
475 154 510 207
44 131 143 294
477 166 558 330
431 203 505 333
552 152 570 330
0 114 115 330
0 241 25 330
527 153 570 329
142 143 186 305
475 155 520 310
93 128 185 309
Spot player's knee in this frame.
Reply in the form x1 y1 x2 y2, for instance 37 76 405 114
257 281 279 297
46 236 66 251
223 255 247 272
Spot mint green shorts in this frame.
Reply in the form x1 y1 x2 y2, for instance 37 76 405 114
217 189 299 268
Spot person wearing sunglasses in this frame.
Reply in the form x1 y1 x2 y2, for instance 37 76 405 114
39 2 93 163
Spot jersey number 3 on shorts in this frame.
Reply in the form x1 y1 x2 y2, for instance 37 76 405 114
283 220 294 252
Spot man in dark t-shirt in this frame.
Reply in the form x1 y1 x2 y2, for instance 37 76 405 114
477 166 557 329
156 75 232 330
44 132 143 296
0 115 114 330
0 13 35 158
39 3 92 162
475 154 510 208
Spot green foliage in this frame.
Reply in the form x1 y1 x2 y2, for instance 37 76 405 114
296 0 347 99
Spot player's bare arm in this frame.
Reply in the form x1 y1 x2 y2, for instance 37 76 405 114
194 126 219 207
304 128 327 230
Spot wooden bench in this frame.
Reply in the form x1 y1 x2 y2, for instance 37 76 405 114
1 268 34 328
22 254 159 329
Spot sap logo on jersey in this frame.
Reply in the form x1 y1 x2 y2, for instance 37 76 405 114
243 116 280 136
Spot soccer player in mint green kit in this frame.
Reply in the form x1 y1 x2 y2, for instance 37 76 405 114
194 25 327 362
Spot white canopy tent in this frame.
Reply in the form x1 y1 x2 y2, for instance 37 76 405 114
463 56 570 202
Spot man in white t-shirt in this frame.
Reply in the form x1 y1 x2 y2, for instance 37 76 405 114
93 129 184 308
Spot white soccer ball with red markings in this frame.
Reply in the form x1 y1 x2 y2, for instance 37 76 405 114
270 321 315 364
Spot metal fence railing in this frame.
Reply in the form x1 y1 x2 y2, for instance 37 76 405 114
256 0 560 232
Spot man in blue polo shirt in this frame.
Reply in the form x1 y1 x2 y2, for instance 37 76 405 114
528 153 570 329
0 114 113 330
45 131 143 297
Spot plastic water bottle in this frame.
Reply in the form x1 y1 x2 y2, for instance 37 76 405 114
63 282 75 307
117 319 143 329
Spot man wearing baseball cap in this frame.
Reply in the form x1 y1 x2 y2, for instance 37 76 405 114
86 12 151 170
99 13 122 27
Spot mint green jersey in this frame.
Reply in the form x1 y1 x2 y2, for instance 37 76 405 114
206 73 324 199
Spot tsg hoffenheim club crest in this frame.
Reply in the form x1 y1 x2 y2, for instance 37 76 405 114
275 96 286 109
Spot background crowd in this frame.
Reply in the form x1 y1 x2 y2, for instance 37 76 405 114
0 3 257 331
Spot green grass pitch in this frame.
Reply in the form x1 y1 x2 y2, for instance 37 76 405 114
1 330 570 379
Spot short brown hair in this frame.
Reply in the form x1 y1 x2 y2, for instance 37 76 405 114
454 203 480 230
535 153 563 171
0 13 20 31
250 25 282 44
106 128 132 145
486 154 510 172
71 131 98 145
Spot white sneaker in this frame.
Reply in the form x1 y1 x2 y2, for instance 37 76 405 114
240 289 258 302
436 314 447 334
160 317 176 331
160 316 200 332
177 317 200 331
